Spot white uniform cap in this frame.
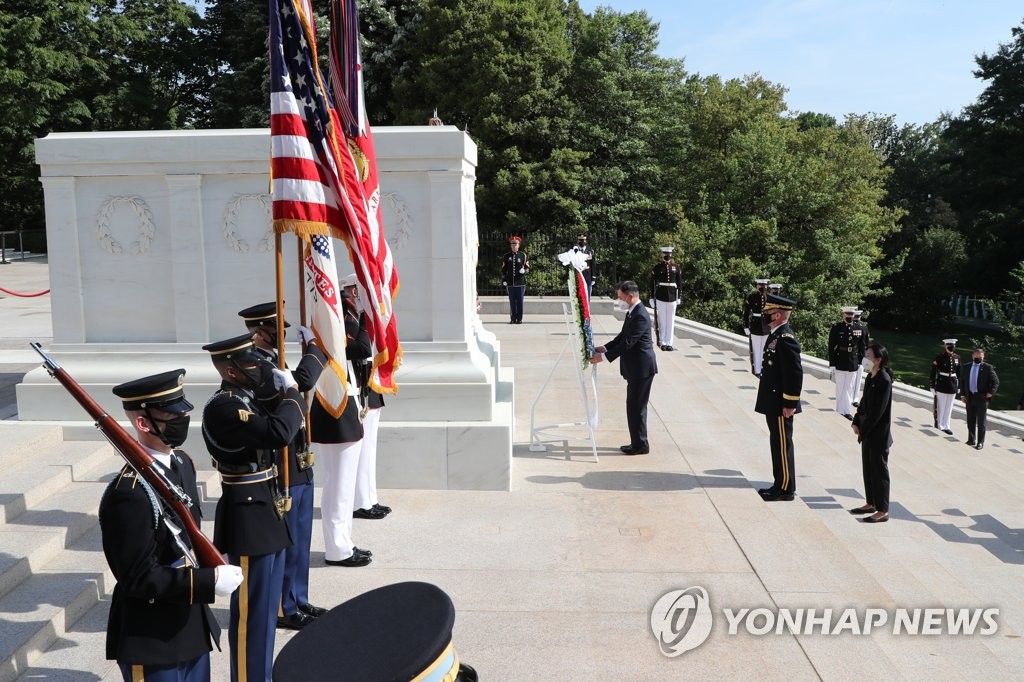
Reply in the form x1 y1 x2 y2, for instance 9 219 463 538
853 309 863 315
660 246 674 253
340 273 358 288
754 278 769 284
769 283 782 289
842 306 857 314
943 338 958 345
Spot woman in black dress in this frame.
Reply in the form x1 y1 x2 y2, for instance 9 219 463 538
849 344 893 523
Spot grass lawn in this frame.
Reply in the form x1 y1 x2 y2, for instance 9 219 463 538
869 324 1024 412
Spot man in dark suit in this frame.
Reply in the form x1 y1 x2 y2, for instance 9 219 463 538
590 281 658 454
754 294 803 501
961 347 999 450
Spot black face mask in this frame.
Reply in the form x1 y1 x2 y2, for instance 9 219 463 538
150 413 191 448
577 240 586 247
237 359 273 390
946 345 955 352
973 357 982 364
663 254 671 261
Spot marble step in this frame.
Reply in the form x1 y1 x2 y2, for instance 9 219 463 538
0 442 117 524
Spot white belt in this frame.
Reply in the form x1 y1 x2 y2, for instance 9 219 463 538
751 313 762 317
657 283 677 287
938 372 955 377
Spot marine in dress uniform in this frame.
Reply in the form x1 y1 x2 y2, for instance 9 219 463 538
850 309 869 406
102 370 244 682
651 246 682 351
309 285 372 567
754 294 803 501
237 302 329 631
500 236 529 324
930 339 961 434
338 275 393 522
743 278 770 375
201 335 306 682
828 306 862 418
573 234 597 298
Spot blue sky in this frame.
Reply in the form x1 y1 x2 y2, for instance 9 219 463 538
578 0 1023 125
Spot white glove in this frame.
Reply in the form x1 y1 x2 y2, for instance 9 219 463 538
296 324 316 345
743 328 750 336
829 367 835 382
214 564 244 597
272 368 298 391
518 267 525 274
931 389 937 397
502 281 507 286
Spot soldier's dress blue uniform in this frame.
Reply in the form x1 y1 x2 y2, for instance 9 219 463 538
755 295 803 500
101 369 220 682
501 236 528 324
238 301 328 629
201 335 306 682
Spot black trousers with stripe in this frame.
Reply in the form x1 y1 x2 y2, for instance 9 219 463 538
766 414 795 494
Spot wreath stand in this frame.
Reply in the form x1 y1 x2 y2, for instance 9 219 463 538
528 303 599 461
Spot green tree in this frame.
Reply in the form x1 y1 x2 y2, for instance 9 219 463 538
200 0 270 128
940 20 1024 295
0 0 102 233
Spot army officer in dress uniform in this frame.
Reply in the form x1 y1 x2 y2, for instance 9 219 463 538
102 370 244 682
573 233 596 298
238 302 329 631
755 294 803 501
930 338 961 435
201 335 306 682
651 246 682 351
501 236 529 324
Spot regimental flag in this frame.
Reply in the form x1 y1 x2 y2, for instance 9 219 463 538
328 0 402 394
305 235 348 417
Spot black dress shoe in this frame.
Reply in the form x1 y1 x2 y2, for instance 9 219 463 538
277 611 315 630
848 506 876 515
942 429 954 435
976 443 984 450
354 506 388 520
843 413 854 421
298 603 328 618
966 439 976 446
353 546 373 557
371 503 392 514
665 345 674 351
757 487 775 496
621 445 649 455
619 444 634 453
325 553 372 567
860 515 889 523
761 491 795 501
851 401 859 408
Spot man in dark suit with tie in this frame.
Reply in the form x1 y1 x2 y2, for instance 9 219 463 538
961 347 999 450
590 281 658 454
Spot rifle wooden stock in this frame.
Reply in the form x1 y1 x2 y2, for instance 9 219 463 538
30 342 226 569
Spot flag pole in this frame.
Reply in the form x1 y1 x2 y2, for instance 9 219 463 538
275 232 292 511
297 235 311 452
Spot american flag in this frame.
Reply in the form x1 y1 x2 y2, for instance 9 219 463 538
305 234 348 416
270 0 402 395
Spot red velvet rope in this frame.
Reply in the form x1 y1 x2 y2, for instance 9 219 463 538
0 286 50 297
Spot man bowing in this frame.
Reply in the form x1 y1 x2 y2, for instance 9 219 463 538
590 281 658 455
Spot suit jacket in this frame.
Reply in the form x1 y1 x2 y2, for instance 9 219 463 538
960 361 999 397
604 303 657 381
100 451 219 665
852 369 893 449
755 322 803 416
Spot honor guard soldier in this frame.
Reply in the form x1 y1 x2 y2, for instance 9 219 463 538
201 335 306 682
339 275 393 521
851 309 869 406
273 582 478 682
102 370 244 682
238 302 329 631
829 306 861 419
754 294 803 501
651 246 682 350
309 281 373 567
500 236 529 324
743 278 770 375
573 233 597 298
930 338 961 434
768 282 782 296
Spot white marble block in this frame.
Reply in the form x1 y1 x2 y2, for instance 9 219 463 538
19 127 511 491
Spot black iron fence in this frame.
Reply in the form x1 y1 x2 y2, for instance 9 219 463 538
943 294 1024 324
477 229 623 298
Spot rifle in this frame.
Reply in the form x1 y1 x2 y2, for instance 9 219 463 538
30 342 226 569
